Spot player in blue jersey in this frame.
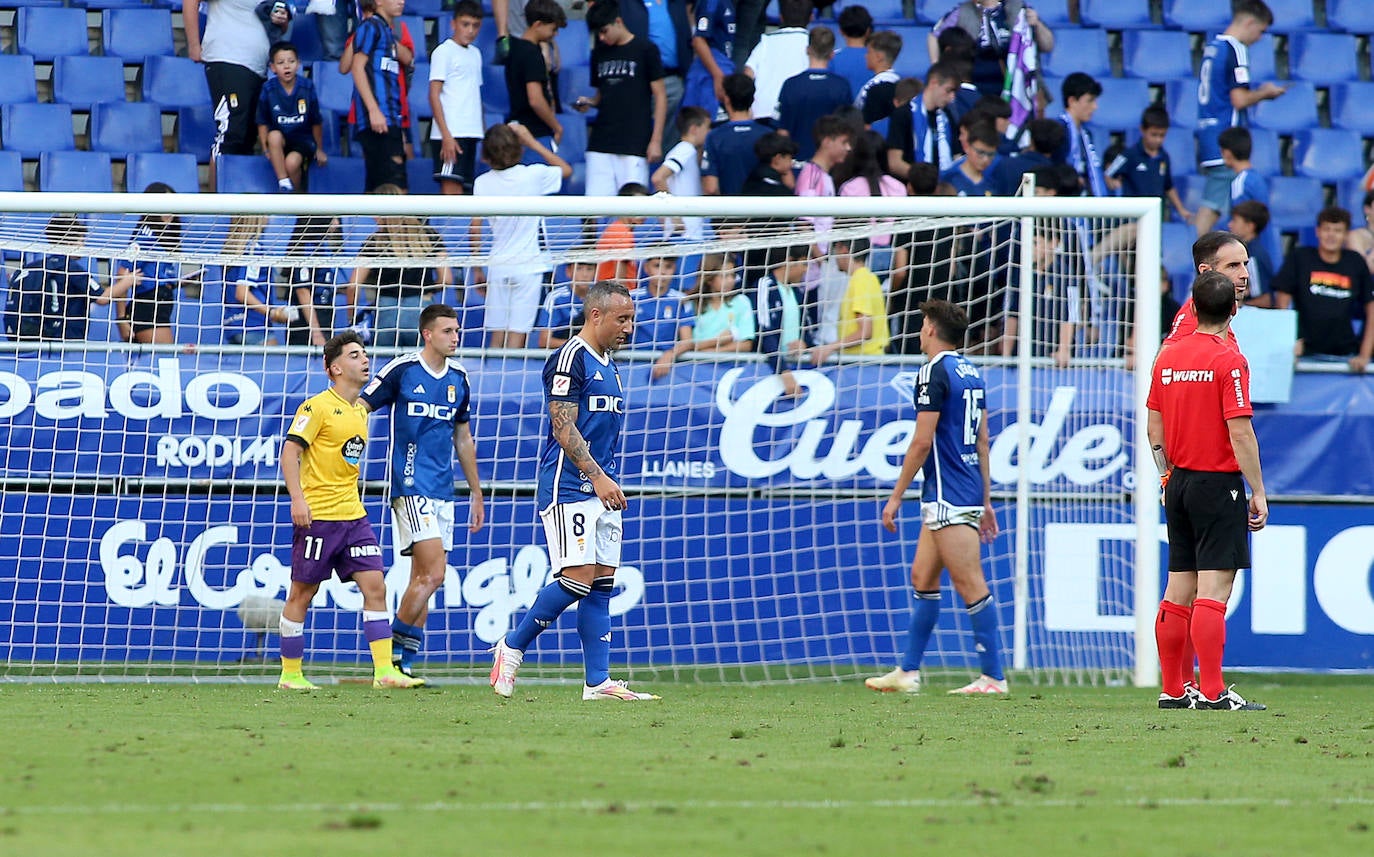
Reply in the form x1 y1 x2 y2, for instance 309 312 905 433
360 303 485 679
490 280 660 701
867 299 1006 696
683 0 736 120
1195 0 1283 236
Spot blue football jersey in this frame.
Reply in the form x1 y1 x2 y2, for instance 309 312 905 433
117 224 186 296
360 352 473 499
692 0 736 60
1197 36 1248 168
915 351 986 508
630 285 693 350
256 75 321 144
220 260 272 337
538 336 625 509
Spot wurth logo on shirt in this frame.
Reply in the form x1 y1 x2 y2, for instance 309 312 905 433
1160 367 1214 385
1231 368 1246 408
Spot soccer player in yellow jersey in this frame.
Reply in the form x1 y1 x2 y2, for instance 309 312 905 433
277 330 423 690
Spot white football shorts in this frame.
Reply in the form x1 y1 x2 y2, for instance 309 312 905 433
540 496 622 571
391 495 455 555
483 271 543 333
921 501 984 531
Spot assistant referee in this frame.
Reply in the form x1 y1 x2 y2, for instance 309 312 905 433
1146 270 1268 712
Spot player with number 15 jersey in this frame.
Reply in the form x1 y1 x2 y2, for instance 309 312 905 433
915 348 986 516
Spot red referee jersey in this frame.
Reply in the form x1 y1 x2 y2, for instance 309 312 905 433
1147 330 1253 472
1165 298 1243 353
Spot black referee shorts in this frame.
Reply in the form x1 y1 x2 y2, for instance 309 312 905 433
1164 468 1251 572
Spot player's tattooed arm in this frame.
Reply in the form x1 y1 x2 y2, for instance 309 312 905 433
549 400 606 481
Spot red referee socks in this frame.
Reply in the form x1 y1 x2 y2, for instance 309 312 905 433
1192 598 1228 701
1156 600 1192 698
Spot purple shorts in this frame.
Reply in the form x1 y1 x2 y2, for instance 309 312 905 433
291 517 384 584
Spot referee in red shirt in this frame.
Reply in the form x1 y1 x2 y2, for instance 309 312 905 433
1147 270 1268 711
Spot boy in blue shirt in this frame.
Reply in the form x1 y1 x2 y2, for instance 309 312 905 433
1220 126 1282 269
4 215 99 343
257 42 326 193
349 0 407 191
684 0 736 120
1105 105 1192 223
940 117 999 197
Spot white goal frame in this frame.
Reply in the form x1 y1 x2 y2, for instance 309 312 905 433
0 190 1162 686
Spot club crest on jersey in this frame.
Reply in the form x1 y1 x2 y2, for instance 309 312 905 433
447 385 456 403
297 99 306 114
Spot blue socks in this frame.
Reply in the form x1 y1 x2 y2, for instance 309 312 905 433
391 618 423 670
967 594 1005 680
506 576 590 651
901 590 941 672
577 577 614 687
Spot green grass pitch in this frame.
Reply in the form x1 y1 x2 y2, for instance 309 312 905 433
1 674 1372 856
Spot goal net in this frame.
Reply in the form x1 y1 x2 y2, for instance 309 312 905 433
0 190 1161 686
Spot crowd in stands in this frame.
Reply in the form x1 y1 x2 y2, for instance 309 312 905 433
2 0 1373 374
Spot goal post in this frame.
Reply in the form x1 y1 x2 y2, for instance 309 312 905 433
0 190 1161 685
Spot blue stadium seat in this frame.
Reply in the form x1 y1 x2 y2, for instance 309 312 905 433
127 152 199 194
308 156 366 193
1246 34 1277 84
1161 0 1230 32
91 102 165 155
394 15 430 53
1262 0 1318 34
0 56 38 105
1292 129 1365 183
142 56 212 109
312 62 355 117
215 154 278 193
1079 0 1154 29
1247 128 1281 177
288 12 325 64
554 28 592 69
82 0 154 9
1161 222 1195 284
1337 181 1367 228
1328 0 1374 35
1162 131 1196 176
53 56 128 109
1172 174 1205 214
560 112 588 166
1251 81 1318 134
1267 176 1325 233
38 152 114 193
1043 28 1110 79
102 9 175 62
1122 31 1193 82
1026 0 1072 28
406 159 441 194
406 0 444 16
16 7 89 61
319 109 345 156
0 151 22 192
916 0 952 26
1087 78 1150 133
561 161 586 196
555 64 588 115
1163 79 1199 129
177 105 218 164
1287 33 1360 86
1 104 75 158
891 34 932 80
474 21 499 64
408 63 432 120
1329 83 1374 136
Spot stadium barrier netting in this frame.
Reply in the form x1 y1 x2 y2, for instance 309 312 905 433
0 190 1162 685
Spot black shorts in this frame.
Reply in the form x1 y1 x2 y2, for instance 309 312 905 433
205 62 264 158
432 137 479 189
355 127 407 191
1164 468 1251 572
129 285 176 334
283 135 317 160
